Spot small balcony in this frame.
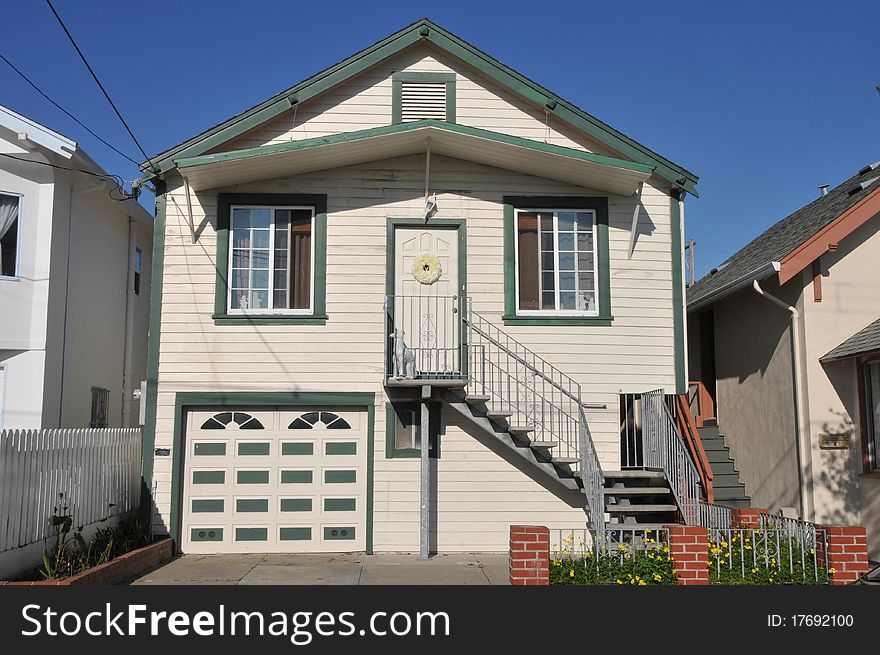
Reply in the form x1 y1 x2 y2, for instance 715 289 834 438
384 294 468 387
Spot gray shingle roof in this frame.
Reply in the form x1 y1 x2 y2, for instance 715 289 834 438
687 163 880 308
822 318 880 361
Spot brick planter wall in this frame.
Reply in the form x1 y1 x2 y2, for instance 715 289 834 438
665 524 709 585
730 508 768 528
509 525 549 585
1 538 173 586
816 525 869 585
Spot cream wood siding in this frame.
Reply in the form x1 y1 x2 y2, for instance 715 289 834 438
219 45 619 158
150 153 675 549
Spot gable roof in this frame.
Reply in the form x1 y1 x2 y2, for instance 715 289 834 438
139 18 698 195
687 162 880 309
822 317 880 361
0 103 76 158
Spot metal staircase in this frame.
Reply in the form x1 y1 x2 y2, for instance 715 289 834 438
384 295 718 536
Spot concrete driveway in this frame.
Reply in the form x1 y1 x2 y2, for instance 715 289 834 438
130 553 509 585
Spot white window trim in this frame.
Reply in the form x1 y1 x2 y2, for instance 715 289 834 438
0 191 24 281
513 208 600 317
226 205 316 315
0 364 6 430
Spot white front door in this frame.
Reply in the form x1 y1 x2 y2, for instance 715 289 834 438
393 226 461 376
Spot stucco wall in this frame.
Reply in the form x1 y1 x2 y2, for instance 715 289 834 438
802 214 880 533
712 277 802 511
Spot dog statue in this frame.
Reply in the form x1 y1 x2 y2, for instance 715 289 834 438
390 329 418 380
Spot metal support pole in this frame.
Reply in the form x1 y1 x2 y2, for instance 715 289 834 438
420 384 431 560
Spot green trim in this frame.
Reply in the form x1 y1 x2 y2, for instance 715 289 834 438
280 498 312 512
325 442 357 455
214 193 327 325
392 72 456 124
236 470 269 484
236 498 269 512
280 527 312 541
237 442 270 456
141 19 698 194
282 442 314 456
191 499 224 513
176 120 653 175
385 401 441 459
235 527 268 542
385 217 467 296
280 470 313 484
169 391 376 553
324 526 356 541
670 191 686 395
324 470 357 484
502 196 612 325
324 498 357 512
193 442 225 456
190 528 223 542
141 181 166 492
501 316 614 326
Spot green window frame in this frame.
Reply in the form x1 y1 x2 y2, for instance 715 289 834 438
385 401 441 459
392 72 456 124
503 196 611 326
213 193 327 325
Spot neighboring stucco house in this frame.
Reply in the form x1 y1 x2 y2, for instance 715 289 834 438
139 19 700 555
0 104 153 429
687 162 880 557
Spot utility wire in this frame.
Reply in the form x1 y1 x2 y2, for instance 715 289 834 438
0 152 133 201
0 51 140 165
45 0 157 173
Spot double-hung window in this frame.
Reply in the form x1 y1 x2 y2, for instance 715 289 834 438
865 360 880 471
0 192 21 279
228 206 314 313
515 209 598 314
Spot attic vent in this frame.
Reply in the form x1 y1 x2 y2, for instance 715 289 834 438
392 72 455 124
858 161 880 175
400 81 447 121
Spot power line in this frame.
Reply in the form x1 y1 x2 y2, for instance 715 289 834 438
44 0 157 173
0 51 140 165
0 152 133 202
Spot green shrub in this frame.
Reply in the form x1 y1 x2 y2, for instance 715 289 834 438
551 533 677 585
708 530 831 585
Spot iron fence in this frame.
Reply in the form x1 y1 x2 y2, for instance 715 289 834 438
384 294 466 380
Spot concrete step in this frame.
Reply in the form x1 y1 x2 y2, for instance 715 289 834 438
713 473 746 487
529 441 556 449
603 487 672 496
604 470 666 480
551 456 580 465
714 498 751 509
485 410 514 421
607 504 679 513
697 426 721 439
507 425 536 434
464 394 491 404
708 461 738 475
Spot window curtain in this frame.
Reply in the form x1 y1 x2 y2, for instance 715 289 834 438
0 194 19 274
290 212 312 309
517 212 539 310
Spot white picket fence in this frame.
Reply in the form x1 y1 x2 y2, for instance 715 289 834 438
0 428 142 578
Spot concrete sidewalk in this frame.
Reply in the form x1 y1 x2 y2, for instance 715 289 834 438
130 552 509 585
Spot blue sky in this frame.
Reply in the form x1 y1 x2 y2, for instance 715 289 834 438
3 1 878 277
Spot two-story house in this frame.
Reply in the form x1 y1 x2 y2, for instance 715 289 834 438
139 20 699 556
0 104 153 429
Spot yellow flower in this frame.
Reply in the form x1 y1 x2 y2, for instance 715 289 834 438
751 568 758 573
638 580 647 586
829 568 836 575
616 579 624 585
653 573 662 581
810 548 815 555
617 544 628 552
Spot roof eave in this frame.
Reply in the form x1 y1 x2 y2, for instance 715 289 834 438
687 261 781 312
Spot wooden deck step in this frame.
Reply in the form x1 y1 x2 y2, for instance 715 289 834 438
552 456 579 465
529 441 556 449
603 487 672 496
507 425 535 433
607 504 678 513
464 394 491 404
486 410 514 420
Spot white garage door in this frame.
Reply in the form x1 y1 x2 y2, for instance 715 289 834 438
182 407 366 554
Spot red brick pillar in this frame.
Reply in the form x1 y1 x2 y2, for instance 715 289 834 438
816 525 869 585
730 508 769 529
509 525 550 586
665 524 709 585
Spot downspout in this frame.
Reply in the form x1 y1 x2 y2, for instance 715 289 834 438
751 280 815 520
122 217 136 427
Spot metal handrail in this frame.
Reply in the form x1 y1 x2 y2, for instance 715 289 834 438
641 389 705 525
466 303 605 536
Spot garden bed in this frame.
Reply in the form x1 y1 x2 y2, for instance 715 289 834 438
1 538 172 586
